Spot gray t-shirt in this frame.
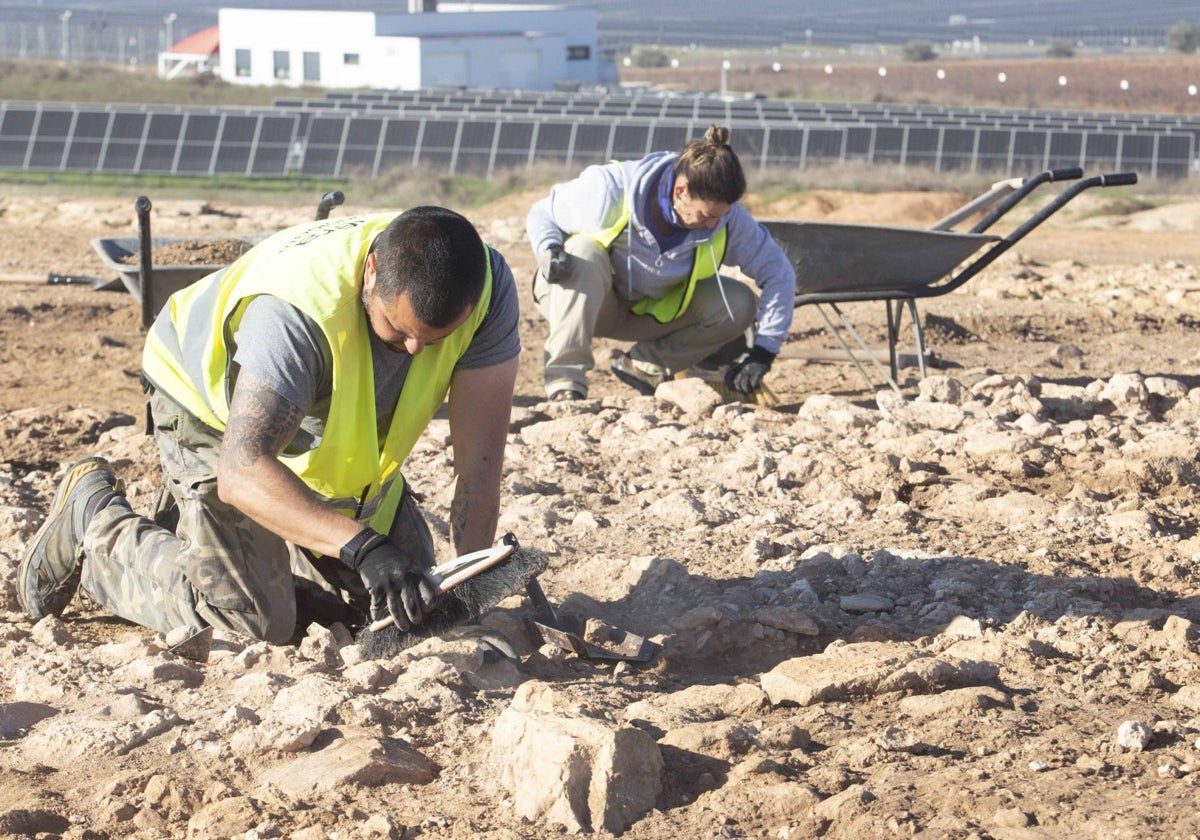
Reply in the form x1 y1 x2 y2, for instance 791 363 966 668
230 246 520 453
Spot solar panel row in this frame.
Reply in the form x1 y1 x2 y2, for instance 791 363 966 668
0 102 1193 180
307 88 1200 132
0 105 302 176
281 94 1196 131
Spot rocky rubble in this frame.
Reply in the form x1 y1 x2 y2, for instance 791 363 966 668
3 359 1200 838
1 191 1199 838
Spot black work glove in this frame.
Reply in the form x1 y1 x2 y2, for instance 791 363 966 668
539 244 574 284
724 345 776 393
340 528 434 631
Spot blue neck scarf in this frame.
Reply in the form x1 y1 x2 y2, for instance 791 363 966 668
646 164 688 250
656 164 689 232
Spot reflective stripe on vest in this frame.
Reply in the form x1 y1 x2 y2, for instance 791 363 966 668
572 194 728 324
142 213 493 533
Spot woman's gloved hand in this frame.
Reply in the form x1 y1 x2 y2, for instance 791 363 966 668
724 345 776 393
538 244 574 284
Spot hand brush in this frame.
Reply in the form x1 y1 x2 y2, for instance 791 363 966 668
687 365 780 408
713 377 780 408
688 332 781 408
356 532 548 659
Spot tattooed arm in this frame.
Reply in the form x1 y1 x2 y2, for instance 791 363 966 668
445 355 519 555
216 368 364 557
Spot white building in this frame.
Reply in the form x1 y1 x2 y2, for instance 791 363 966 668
216 3 602 91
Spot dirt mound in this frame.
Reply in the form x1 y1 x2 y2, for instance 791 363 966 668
2 189 1200 839
1112 200 1200 234
751 190 972 226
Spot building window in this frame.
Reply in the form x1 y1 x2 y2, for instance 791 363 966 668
343 53 360 66
303 51 320 82
567 45 590 61
235 49 251 77
274 50 290 80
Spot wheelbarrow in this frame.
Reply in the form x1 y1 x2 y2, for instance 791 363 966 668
90 190 345 328
761 169 1139 392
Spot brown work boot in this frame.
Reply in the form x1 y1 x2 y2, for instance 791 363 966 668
549 387 584 402
611 352 667 396
18 457 126 619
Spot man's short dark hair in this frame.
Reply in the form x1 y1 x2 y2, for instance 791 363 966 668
371 206 486 328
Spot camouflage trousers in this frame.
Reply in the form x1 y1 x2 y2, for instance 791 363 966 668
80 390 435 645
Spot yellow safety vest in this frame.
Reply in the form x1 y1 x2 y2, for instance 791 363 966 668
573 193 728 324
142 213 492 533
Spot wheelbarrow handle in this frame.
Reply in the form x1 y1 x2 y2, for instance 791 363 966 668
1046 167 1084 182
934 168 1143 299
315 190 345 221
135 195 154 329
970 167 1081 234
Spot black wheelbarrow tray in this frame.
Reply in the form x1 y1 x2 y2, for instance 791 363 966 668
760 169 1138 392
89 190 345 329
90 233 267 328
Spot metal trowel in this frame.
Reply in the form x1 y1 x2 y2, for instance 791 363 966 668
524 578 661 664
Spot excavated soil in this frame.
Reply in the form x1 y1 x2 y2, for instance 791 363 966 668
1 184 1200 840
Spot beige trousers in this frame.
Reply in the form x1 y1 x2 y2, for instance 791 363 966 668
532 237 756 397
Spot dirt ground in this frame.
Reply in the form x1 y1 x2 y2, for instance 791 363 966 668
636 53 1200 115
1 179 1200 839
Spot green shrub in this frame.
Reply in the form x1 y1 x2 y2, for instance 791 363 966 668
1167 22 1200 53
901 41 937 62
1046 40 1075 58
632 48 671 68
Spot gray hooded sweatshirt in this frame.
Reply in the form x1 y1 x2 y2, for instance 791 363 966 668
525 151 796 354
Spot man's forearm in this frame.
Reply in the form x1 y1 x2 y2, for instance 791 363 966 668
218 451 363 558
444 356 518 556
449 469 501 556
219 368 364 557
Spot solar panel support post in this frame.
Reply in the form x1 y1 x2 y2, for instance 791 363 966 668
170 112 188 175
22 105 43 170
208 113 225 179
245 115 264 179
413 118 428 168
566 121 579 167
60 108 81 172
526 121 540 169
447 118 464 175
133 107 153 174
485 119 501 180
371 120 386 180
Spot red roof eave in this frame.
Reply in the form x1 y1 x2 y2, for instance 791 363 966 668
166 25 219 57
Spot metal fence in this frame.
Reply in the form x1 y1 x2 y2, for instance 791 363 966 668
1 96 1195 181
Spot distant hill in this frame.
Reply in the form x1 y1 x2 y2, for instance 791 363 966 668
0 0 1195 65
516 0 1199 50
